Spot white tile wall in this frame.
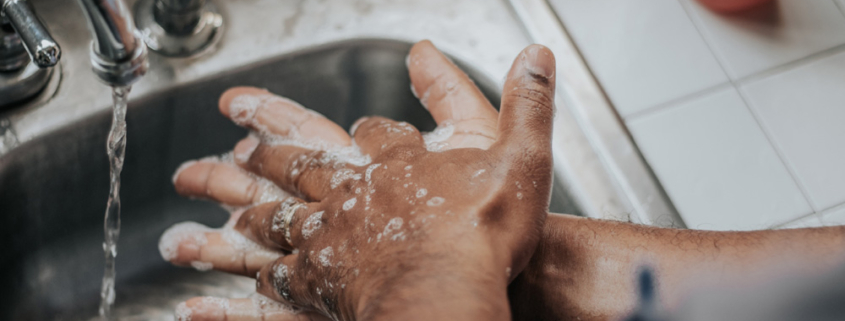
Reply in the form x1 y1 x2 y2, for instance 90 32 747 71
682 0 845 80
742 51 845 211
549 0 728 117
627 88 812 231
551 0 845 230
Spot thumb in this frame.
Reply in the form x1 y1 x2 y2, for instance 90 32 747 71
493 45 556 154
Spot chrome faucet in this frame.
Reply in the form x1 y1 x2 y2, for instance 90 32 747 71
1 0 147 109
133 0 223 57
0 0 60 107
0 0 226 109
76 0 148 86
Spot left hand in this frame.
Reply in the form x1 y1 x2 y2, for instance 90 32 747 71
162 40 555 320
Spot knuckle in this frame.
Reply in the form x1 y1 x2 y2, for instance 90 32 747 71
379 144 422 161
515 145 552 169
354 117 389 139
507 85 554 114
245 179 261 203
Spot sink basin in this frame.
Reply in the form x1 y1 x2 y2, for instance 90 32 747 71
0 39 576 320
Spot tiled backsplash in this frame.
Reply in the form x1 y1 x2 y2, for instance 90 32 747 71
549 0 845 230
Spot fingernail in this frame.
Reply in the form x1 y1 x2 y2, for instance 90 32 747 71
350 117 369 136
228 94 263 126
158 222 209 262
234 135 260 164
522 45 555 79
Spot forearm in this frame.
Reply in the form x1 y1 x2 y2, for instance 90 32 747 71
510 213 845 321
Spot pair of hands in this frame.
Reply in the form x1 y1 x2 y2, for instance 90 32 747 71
164 40 556 320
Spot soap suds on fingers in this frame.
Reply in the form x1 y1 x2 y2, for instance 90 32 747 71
422 122 454 152
301 211 325 240
159 222 211 262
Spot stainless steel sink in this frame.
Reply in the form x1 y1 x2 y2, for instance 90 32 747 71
0 38 576 320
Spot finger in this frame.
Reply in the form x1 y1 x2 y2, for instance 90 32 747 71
173 158 290 207
235 200 322 250
408 40 499 149
493 45 556 156
351 116 425 159
256 254 312 309
219 87 351 147
159 222 283 277
175 296 328 321
234 136 361 201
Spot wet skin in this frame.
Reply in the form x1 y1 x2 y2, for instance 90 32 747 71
166 40 556 321
164 40 845 321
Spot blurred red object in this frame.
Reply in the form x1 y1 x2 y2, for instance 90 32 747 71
695 0 773 13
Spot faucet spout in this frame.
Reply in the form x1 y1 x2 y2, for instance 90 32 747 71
76 0 147 86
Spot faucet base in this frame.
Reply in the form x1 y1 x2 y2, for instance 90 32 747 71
134 0 224 58
0 61 57 109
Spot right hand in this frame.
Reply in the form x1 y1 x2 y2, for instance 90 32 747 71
163 40 555 320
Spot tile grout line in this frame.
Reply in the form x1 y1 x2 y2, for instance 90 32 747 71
623 82 732 122
818 200 845 216
675 0 737 80
734 87 819 213
773 200 845 229
735 43 845 86
679 0 819 215
630 1 845 122
626 43 845 123
625 0 739 123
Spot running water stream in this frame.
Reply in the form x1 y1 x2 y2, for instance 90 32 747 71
99 86 131 320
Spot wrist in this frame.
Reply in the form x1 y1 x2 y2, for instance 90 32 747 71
353 240 510 321
508 212 574 321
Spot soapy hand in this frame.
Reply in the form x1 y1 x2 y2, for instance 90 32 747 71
163 40 556 320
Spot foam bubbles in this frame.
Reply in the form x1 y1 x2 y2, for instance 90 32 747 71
221 228 278 256
261 134 371 167
190 261 213 271
175 302 192 321
342 197 357 211
384 217 403 233
422 122 454 152
365 163 382 182
200 296 230 311
249 293 299 314
416 188 427 198
419 88 431 110
426 197 445 207
318 247 333 267
330 168 362 189
229 94 262 126
410 83 419 98
301 211 324 240
256 176 290 204
158 222 210 261
273 263 292 301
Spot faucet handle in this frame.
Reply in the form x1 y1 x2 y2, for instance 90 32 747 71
2 0 60 68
